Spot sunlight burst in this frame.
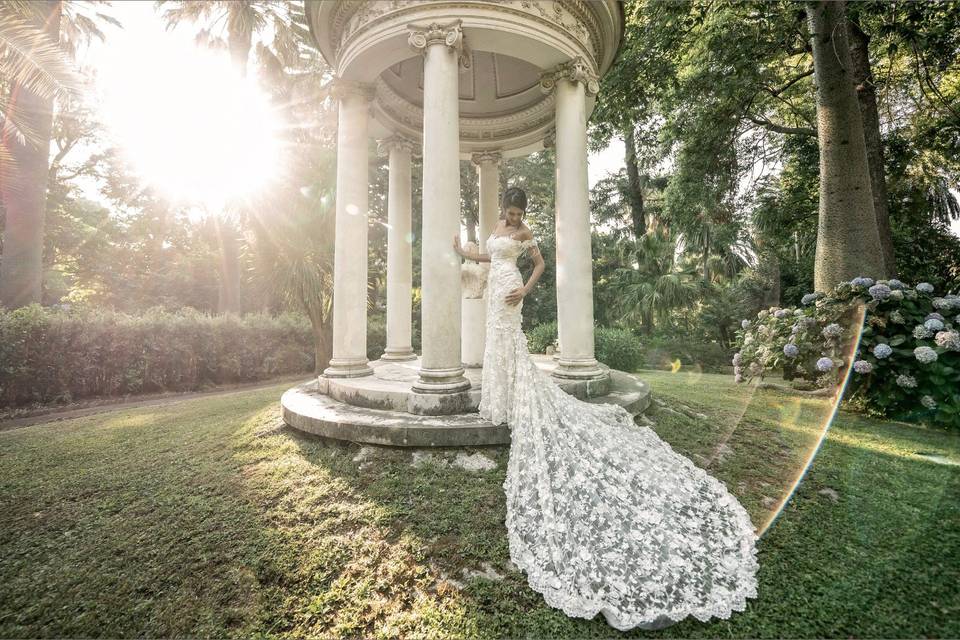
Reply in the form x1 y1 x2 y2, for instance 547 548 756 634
96 43 282 209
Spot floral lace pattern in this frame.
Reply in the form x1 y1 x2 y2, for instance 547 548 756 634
478 233 760 631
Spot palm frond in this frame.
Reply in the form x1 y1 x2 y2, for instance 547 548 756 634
0 13 84 101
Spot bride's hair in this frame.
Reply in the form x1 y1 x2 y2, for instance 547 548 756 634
501 186 527 213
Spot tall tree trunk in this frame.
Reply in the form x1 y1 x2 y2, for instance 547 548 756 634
214 217 242 313
848 20 896 278
0 0 62 308
623 125 646 239
806 0 886 292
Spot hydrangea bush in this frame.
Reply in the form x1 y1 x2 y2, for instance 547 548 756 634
732 279 960 428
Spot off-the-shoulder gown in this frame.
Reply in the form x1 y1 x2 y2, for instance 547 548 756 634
477 231 760 631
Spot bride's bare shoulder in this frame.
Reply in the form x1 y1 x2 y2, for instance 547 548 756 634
515 224 534 241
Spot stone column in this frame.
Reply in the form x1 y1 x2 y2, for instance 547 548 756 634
379 136 417 362
541 58 604 380
473 151 502 252
542 129 562 362
409 20 471 393
324 80 375 378
462 151 501 367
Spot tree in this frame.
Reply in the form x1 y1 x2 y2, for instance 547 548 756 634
0 1 65 308
805 0 886 291
155 0 304 313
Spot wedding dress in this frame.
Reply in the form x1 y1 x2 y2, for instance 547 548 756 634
477 232 760 631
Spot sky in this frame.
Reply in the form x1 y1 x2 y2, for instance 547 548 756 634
76 1 957 238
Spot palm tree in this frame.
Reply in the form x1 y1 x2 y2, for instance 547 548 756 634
604 229 702 335
155 0 307 314
0 0 108 309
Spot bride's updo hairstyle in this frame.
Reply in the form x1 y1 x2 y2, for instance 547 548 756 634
501 186 528 214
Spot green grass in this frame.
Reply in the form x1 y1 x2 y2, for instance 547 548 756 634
1 375 958 638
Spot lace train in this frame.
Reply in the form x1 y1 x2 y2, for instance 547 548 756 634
477 233 760 631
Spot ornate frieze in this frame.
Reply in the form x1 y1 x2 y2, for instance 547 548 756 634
538 56 600 97
329 1 603 70
328 78 376 102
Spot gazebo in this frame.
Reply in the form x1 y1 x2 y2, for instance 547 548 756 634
282 0 650 446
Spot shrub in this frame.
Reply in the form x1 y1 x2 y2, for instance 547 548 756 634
0 305 315 408
594 327 645 372
526 320 558 353
733 280 960 428
525 321 644 372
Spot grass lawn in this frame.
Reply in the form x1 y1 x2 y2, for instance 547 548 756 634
1 374 958 638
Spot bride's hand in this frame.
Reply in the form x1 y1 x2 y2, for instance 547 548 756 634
452 235 462 256
505 287 525 306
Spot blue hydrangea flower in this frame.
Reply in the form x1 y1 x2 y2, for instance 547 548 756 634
887 279 905 290
914 346 938 363
816 357 834 372
853 360 873 374
868 283 892 300
873 344 893 359
774 309 790 319
916 282 934 293
925 312 945 323
783 344 800 358
924 318 945 332
801 293 819 305
889 290 904 301
851 277 875 288
921 395 937 409
896 374 918 388
822 323 843 338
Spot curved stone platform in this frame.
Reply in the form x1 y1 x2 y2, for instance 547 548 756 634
281 355 651 447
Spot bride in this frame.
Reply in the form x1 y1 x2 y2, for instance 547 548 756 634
452 186 760 631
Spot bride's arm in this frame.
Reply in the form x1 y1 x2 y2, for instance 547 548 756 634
521 246 545 294
452 235 491 263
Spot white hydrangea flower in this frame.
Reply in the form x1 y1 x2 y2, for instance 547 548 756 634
925 318 945 332
741 319 751 329
896 374 918 388
887 279 905 290
935 331 960 351
853 360 873 374
920 395 937 410
774 309 790 319
889 311 905 324
916 282 934 293
822 323 843 338
914 325 933 340
873 344 893 359
914 346 938 364
889 290 904 301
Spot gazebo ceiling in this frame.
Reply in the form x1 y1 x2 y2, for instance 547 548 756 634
305 0 624 157
383 51 543 118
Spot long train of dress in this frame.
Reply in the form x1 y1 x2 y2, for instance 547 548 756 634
477 233 760 631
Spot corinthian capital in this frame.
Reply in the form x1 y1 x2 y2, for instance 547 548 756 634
471 150 503 167
539 56 600 97
377 135 416 156
328 78 375 102
408 19 471 69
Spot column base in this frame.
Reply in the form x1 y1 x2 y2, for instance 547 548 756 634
323 358 373 378
412 366 472 393
380 347 417 362
551 357 605 381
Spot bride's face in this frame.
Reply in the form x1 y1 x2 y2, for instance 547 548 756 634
504 206 524 228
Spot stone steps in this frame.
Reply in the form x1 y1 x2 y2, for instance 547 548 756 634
281 367 651 447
